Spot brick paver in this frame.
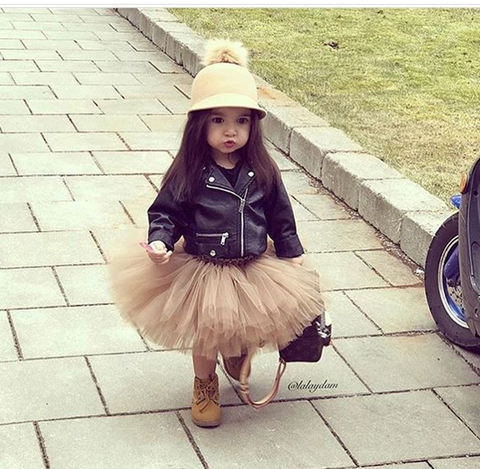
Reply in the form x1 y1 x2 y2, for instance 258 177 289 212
0 7 479 469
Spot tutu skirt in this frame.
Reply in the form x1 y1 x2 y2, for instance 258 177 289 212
107 231 326 361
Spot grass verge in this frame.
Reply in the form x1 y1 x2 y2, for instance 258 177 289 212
168 8 480 204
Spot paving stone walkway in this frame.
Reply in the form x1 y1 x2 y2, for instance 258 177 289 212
1 7 480 469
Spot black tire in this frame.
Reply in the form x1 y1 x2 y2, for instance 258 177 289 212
424 212 480 350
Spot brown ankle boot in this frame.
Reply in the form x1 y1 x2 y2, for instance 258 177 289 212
191 372 221 427
221 351 251 382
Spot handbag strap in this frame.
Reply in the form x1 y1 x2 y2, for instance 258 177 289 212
238 349 287 410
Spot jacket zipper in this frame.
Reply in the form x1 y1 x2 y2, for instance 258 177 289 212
195 232 230 245
205 184 248 256
239 187 248 257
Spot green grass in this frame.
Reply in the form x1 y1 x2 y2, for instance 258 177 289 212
167 8 480 204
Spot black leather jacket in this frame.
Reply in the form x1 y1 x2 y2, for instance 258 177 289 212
147 156 304 259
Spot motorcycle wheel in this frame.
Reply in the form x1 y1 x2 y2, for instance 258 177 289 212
425 212 480 350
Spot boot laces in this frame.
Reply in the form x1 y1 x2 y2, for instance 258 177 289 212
195 376 219 410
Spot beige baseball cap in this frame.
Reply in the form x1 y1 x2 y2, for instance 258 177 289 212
187 40 266 120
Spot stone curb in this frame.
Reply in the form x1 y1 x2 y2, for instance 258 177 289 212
116 7 454 269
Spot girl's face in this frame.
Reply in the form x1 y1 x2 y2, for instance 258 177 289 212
206 107 252 159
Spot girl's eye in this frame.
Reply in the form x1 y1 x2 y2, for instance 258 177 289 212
211 116 250 124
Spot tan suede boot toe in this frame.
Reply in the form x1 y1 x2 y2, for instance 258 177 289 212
191 372 221 428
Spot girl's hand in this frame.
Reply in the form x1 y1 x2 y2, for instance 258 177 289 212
145 241 172 265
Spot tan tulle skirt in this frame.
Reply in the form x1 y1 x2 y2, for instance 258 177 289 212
107 231 326 361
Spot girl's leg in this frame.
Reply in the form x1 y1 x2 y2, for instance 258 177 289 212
192 348 218 380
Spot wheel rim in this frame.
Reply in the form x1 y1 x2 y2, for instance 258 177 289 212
438 235 468 328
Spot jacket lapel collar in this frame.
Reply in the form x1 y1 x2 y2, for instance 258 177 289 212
234 161 255 195
204 156 256 195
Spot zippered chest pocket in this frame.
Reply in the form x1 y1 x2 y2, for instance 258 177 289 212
195 231 230 257
195 231 230 245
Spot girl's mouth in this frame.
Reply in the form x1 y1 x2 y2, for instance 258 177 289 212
224 141 235 148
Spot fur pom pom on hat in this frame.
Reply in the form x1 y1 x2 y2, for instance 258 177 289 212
202 38 249 67
187 38 266 119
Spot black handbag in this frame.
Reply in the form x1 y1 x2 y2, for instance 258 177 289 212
280 313 332 362
239 311 332 409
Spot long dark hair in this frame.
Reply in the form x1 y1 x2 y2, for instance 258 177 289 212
161 108 281 203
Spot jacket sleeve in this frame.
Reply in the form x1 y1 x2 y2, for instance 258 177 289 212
147 182 188 252
264 173 304 258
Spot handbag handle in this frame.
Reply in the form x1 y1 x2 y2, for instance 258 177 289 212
238 349 287 410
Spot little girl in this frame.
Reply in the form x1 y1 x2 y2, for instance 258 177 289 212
108 38 325 428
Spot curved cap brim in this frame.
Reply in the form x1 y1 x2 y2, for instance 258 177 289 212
187 93 266 119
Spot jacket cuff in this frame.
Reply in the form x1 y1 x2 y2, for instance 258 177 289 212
273 234 304 258
148 232 174 252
